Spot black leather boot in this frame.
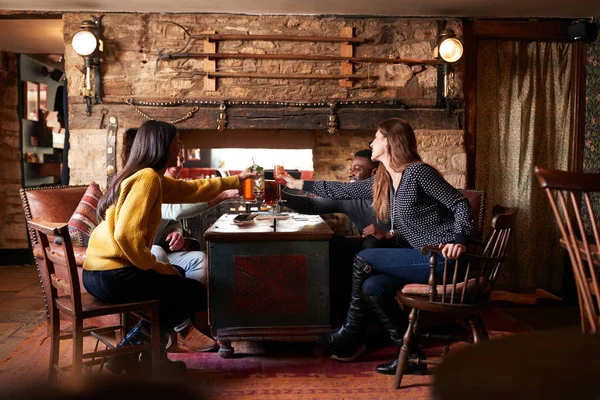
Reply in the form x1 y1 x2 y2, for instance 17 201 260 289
374 348 427 376
317 255 372 361
140 332 186 377
106 321 145 374
365 293 427 376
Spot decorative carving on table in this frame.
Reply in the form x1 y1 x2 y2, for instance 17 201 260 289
233 254 307 315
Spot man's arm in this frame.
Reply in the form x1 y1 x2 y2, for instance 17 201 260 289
161 203 209 220
281 188 347 215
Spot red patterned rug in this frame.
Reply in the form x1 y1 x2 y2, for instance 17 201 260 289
0 307 527 400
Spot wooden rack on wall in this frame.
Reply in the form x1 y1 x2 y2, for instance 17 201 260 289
156 25 439 91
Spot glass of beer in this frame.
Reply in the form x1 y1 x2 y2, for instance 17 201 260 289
263 179 279 206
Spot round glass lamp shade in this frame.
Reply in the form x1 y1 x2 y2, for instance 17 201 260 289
439 38 463 63
72 31 98 56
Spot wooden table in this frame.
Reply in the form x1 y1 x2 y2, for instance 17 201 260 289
205 213 334 357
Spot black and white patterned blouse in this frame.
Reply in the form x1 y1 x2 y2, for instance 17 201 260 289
302 163 474 249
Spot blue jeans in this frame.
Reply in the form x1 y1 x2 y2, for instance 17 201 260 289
358 248 451 296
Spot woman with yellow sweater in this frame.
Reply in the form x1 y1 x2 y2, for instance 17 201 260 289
82 120 256 376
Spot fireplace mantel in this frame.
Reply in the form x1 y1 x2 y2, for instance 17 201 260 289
69 103 463 131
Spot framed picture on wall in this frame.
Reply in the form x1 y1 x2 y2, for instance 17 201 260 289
25 81 39 121
39 83 48 110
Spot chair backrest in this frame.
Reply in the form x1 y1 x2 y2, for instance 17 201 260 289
20 185 89 244
433 206 518 305
26 218 83 315
459 189 486 241
535 166 600 335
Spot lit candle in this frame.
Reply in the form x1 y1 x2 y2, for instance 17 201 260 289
238 206 245 212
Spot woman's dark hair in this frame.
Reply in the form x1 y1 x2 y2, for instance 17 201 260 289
97 120 177 220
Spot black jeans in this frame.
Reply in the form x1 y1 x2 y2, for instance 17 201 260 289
82 266 206 332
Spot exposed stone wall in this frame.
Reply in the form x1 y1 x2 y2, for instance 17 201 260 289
62 13 466 198
0 52 28 248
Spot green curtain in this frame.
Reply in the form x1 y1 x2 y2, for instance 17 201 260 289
476 40 572 293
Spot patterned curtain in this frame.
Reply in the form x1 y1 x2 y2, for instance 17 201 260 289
475 40 572 293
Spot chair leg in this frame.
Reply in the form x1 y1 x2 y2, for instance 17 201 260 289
394 308 419 389
48 308 60 382
467 314 489 344
72 318 84 378
150 305 161 379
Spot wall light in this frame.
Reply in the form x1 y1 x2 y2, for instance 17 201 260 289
434 26 464 112
72 16 103 116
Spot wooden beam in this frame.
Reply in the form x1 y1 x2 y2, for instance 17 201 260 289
69 103 462 132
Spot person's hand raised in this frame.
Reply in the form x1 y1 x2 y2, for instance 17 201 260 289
277 172 303 190
238 167 259 182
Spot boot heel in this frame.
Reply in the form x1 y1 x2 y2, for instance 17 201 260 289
330 343 367 362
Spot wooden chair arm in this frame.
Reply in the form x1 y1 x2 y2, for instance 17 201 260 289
419 245 505 301
27 218 67 236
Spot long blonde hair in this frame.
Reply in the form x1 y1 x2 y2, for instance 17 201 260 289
372 118 422 222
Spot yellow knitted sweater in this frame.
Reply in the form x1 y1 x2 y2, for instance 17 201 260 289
84 168 240 275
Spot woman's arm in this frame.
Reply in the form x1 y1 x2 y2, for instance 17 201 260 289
281 175 374 200
415 165 474 246
161 175 240 203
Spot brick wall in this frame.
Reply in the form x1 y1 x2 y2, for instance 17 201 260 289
63 13 465 191
0 52 28 248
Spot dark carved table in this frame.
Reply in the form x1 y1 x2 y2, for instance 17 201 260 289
205 213 334 357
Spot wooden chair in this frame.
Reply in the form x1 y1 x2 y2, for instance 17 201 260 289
534 166 600 335
458 189 486 241
393 206 518 389
26 218 161 381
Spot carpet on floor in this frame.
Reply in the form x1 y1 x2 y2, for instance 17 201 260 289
0 307 528 400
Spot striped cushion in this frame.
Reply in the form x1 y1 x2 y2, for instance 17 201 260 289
68 182 102 247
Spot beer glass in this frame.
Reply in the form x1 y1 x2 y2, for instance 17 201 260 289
263 180 279 206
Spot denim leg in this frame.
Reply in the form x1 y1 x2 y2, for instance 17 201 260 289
358 248 445 283
150 245 169 263
362 274 407 297
167 251 207 285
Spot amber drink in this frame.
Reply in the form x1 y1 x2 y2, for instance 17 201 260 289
243 178 256 201
263 180 279 206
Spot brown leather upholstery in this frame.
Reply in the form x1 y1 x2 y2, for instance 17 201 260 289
33 243 87 266
19 185 113 327
458 189 486 241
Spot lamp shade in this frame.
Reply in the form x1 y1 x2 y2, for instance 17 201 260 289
439 38 463 63
72 30 98 56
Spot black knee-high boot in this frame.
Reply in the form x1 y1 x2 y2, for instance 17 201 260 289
365 294 427 376
317 255 372 361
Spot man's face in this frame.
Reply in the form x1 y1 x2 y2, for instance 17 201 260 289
349 156 376 182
